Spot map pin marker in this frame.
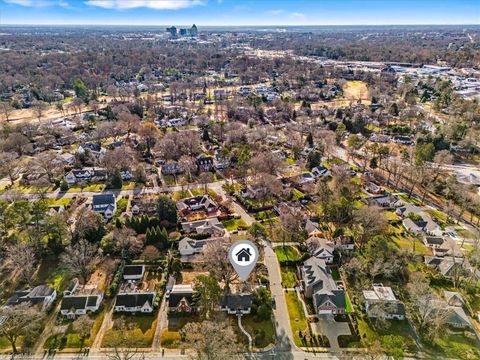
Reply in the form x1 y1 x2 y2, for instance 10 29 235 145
228 240 259 282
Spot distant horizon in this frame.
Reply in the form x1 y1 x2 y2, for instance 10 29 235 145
0 0 478 27
1 23 479 27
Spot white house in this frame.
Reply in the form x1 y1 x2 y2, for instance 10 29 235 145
91 193 116 219
363 284 405 320
60 294 103 319
114 293 155 314
6 285 57 311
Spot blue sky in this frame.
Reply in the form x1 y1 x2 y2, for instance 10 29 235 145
0 0 478 26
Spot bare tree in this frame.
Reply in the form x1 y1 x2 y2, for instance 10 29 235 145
32 100 47 122
4 241 38 286
352 205 388 248
111 227 144 259
0 101 13 122
181 320 242 360
0 302 45 354
60 238 101 284
201 238 238 289
0 152 21 185
73 315 94 346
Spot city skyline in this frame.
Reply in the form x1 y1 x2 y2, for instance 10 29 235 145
0 0 478 26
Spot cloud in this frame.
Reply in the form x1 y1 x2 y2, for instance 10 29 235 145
291 11 306 18
85 0 204 10
267 9 284 15
4 0 69 6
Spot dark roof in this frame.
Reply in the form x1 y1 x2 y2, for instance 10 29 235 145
6 291 30 306
116 293 155 308
92 193 115 206
123 265 144 277
168 292 194 308
425 236 444 245
61 296 88 310
220 294 252 310
314 289 346 310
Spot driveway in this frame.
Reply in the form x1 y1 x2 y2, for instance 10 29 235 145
313 314 351 352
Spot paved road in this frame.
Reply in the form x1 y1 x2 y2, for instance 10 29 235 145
263 242 296 353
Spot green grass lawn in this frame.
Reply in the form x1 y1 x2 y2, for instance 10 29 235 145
291 188 305 201
242 315 275 348
190 188 204 196
67 183 105 192
45 311 105 349
432 332 480 360
163 175 176 186
285 292 308 347
345 293 353 313
0 336 12 350
102 314 157 348
160 315 200 349
171 190 190 201
44 197 73 207
280 266 298 288
222 218 248 231
331 268 341 281
275 246 302 262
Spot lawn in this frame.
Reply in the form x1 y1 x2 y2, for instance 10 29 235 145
160 314 200 349
44 197 73 207
163 175 176 186
433 332 480 359
275 246 302 262
45 311 105 349
280 266 298 288
36 258 70 291
242 315 275 348
291 188 305 201
285 292 308 347
102 314 157 348
67 183 105 193
222 218 248 231
345 292 353 313
171 190 190 201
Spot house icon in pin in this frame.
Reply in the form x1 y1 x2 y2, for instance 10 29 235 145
235 248 251 262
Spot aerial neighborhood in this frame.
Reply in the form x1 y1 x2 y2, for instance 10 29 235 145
0 17 480 360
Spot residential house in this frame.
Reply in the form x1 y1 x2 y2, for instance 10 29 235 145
178 237 213 257
167 284 195 313
424 256 469 278
161 161 183 175
364 182 383 194
220 293 253 315
240 184 267 199
60 294 103 319
114 293 155 314
181 217 225 236
58 152 76 166
131 197 157 215
444 291 465 307
123 265 145 281
307 236 335 264
64 167 107 185
423 236 445 249
77 143 106 157
305 218 320 235
196 154 213 172
91 193 116 219
5 285 57 311
363 194 399 209
311 166 331 178
396 203 442 236
300 257 346 315
176 195 218 217
363 284 405 320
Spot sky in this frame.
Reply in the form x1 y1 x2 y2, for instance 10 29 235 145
0 0 478 26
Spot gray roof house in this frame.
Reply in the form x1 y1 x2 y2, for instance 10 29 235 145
300 257 346 315
181 217 225 236
91 193 116 219
114 293 155 314
178 237 213 257
307 236 335 264
6 285 57 311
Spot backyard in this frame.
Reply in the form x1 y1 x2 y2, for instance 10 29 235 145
102 314 157 347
